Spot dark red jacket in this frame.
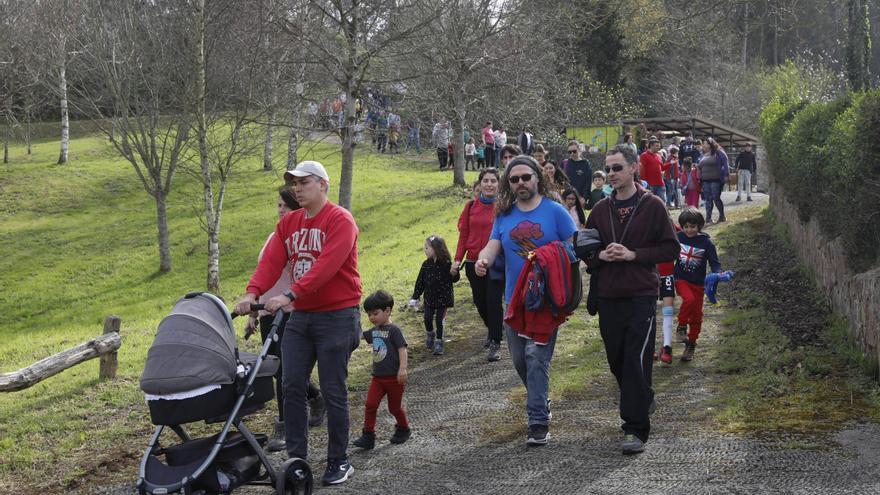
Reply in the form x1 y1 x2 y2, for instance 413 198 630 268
584 187 679 298
454 199 495 262
504 242 572 343
640 151 664 187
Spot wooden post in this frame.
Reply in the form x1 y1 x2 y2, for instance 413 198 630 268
99 316 121 381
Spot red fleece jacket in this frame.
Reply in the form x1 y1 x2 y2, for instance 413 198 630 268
246 201 362 312
640 151 664 187
454 199 495 262
504 242 571 344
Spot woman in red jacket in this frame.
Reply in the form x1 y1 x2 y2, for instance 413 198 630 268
452 167 502 361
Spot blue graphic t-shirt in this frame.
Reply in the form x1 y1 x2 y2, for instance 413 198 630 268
490 197 577 301
363 323 408 377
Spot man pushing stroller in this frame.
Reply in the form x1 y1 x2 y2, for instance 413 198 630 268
236 161 362 486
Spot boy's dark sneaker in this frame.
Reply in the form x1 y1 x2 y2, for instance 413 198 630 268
676 325 688 343
681 341 696 362
526 424 549 446
266 419 286 452
659 345 673 364
322 458 354 485
308 394 326 427
735 196 742 202
389 426 411 444
433 339 444 356
425 331 435 350
352 429 375 450
747 196 753 201
487 341 501 362
621 434 645 455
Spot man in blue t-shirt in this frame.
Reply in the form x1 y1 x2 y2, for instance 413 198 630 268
475 155 577 447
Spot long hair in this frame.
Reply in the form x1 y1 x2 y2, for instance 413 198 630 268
278 185 301 210
562 187 586 225
426 234 452 264
544 159 571 190
495 155 549 217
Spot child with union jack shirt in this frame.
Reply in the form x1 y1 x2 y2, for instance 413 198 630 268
674 208 721 361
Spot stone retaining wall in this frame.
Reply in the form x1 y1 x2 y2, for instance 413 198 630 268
770 183 880 369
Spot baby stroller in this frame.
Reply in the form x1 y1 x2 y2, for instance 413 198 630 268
136 292 312 495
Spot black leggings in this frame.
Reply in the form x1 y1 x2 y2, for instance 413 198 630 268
259 313 320 420
423 305 449 339
484 146 495 170
486 278 504 344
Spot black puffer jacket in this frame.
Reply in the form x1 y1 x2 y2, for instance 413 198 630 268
412 259 460 307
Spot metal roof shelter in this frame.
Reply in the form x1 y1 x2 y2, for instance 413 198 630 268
619 116 761 148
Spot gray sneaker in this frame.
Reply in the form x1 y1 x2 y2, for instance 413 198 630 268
265 419 286 452
487 341 501 362
622 434 645 455
433 339 444 356
425 331 435 350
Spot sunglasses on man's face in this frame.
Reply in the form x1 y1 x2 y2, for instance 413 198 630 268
568 149 578 154
508 173 534 184
605 164 624 173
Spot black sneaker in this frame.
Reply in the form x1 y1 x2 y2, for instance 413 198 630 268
526 424 549 446
433 339 444 356
308 394 326 427
487 341 501 362
352 430 375 450
322 458 354 485
621 434 645 455
266 419 286 452
747 197 753 202
425 331 435 350
389 425 411 444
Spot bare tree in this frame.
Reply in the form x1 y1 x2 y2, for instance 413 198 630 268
70 0 195 273
282 0 439 210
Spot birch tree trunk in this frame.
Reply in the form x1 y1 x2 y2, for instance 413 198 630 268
58 61 69 164
337 7 359 211
287 96 302 171
263 111 274 171
453 103 467 187
156 190 172 272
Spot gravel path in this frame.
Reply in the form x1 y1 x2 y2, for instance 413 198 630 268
98 196 880 495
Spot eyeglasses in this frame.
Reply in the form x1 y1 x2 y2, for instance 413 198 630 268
605 165 624 173
508 173 534 184
568 149 578 154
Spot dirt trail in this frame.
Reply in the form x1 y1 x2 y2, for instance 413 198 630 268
99 200 880 495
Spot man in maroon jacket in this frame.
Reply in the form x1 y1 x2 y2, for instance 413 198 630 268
585 144 679 455
235 161 361 486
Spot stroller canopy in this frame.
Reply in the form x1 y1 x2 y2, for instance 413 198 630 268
141 293 237 396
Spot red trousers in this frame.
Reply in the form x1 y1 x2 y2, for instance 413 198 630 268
363 375 409 432
675 280 704 342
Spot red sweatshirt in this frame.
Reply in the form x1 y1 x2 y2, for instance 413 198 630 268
246 201 362 312
640 151 664 187
454 199 495 262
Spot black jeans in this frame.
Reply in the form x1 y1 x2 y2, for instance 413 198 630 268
464 261 489 327
486 277 505 343
597 297 656 442
423 305 449 339
259 314 320 420
437 147 448 169
281 306 361 461
484 146 495 170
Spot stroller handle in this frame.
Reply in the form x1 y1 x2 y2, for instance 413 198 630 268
231 303 265 319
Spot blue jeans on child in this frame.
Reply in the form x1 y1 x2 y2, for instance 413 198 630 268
505 324 558 426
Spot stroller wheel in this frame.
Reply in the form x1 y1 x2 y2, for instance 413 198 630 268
276 458 313 495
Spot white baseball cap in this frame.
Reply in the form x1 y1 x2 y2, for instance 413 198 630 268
284 161 330 182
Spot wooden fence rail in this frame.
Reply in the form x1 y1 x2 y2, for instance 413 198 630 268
0 316 122 392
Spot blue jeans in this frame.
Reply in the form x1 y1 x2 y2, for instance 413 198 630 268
407 130 420 153
702 180 725 221
664 178 679 207
282 306 361 461
649 185 667 204
505 324 557 426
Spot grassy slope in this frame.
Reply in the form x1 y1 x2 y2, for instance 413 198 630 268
0 134 491 491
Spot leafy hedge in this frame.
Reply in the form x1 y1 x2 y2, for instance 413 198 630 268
760 89 880 272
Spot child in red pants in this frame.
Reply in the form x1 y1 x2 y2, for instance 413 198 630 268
674 208 721 361
352 290 411 449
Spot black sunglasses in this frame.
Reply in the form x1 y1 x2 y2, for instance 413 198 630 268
605 165 624 173
568 149 578 154
508 173 534 184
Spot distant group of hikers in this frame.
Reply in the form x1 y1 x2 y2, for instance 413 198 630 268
234 127 749 485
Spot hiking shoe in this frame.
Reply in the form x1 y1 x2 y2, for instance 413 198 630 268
735 196 741 202
352 430 375 450
621 434 645 455
308 394 326 427
526 424 549 446
659 345 673 364
389 426 412 444
425 331 435 350
676 325 688 343
266 419 286 452
718 217 727 223
322 458 354 485
747 196 753 202
487 341 501 362
433 339 444 356
681 341 696 362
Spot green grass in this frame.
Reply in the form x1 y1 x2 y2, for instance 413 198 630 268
710 210 880 435
0 133 481 492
